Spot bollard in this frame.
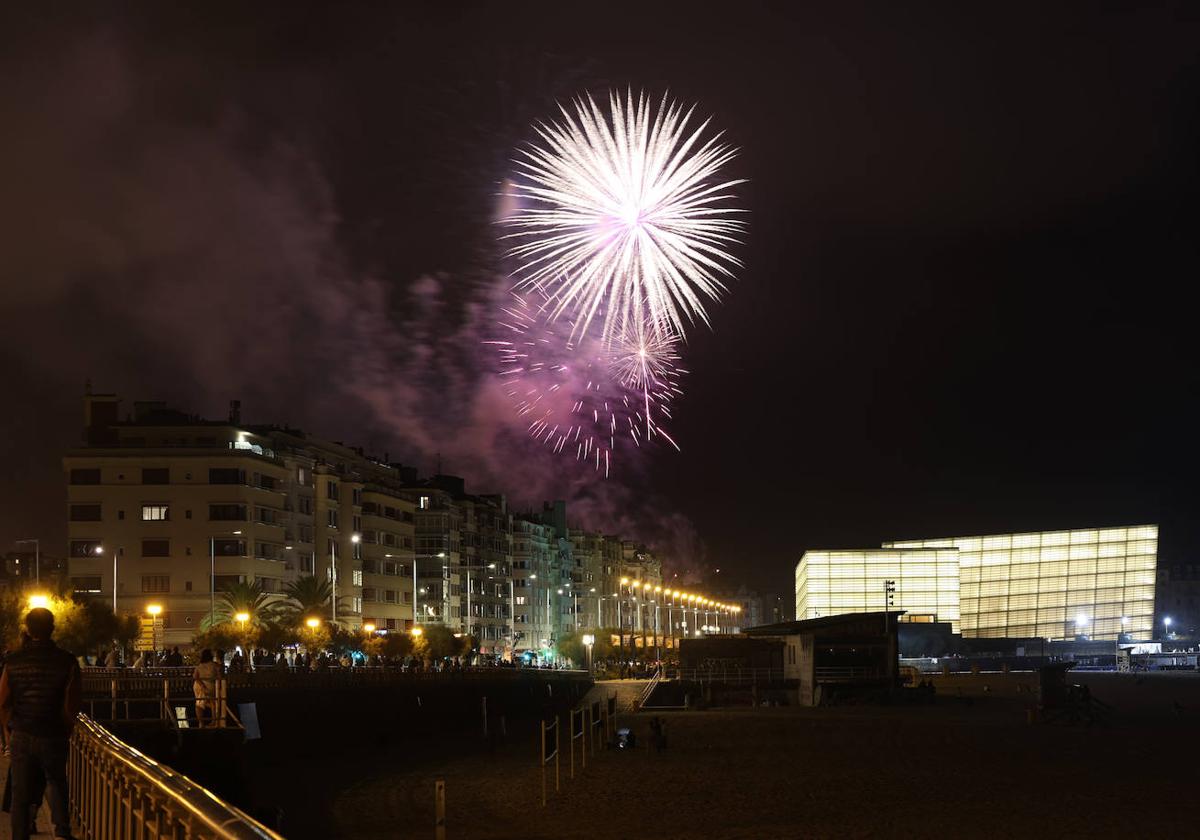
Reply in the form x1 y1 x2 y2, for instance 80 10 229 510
435 779 446 840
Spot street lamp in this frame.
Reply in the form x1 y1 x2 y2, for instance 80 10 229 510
582 633 595 672
411 626 424 638
94 544 124 612
28 594 50 610
14 539 39 586
147 604 163 617
1164 616 1173 638
363 623 376 634
305 617 320 629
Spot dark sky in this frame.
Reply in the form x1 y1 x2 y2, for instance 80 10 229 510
2 2 1198 592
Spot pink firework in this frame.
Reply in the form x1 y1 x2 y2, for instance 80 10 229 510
489 292 684 476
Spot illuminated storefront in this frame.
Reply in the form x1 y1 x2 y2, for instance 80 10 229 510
796 525 1158 641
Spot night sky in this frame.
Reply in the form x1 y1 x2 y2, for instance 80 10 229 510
2 3 1198 592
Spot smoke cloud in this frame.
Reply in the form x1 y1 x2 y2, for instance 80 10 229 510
0 27 707 576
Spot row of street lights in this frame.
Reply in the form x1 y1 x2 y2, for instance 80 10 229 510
613 577 742 654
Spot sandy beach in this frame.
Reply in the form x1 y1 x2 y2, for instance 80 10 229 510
327 672 1200 840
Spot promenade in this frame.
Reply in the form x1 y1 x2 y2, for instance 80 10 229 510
0 752 60 840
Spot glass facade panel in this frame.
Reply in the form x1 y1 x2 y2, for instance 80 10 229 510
842 524 1159 640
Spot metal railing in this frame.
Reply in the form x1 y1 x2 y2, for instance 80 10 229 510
636 666 663 708
82 665 589 696
664 666 784 685
813 666 886 682
69 713 282 839
81 676 241 730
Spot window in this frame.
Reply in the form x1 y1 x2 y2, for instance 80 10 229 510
352 570 363 586
69 504 102 521
363 558 379 573
298 496 313 515
384 562 397 576
353 541 362 561
352 488 362 505
419 496 430 510
385 590 397 603
142 540 170 557
516 596 527 605
72 576 102 594
363 587 377 601
185 581 193 592
69 467 103 485
403 591 412 604
117 510 125 520
141 575 170 593
326 480 339 500
213 575 242 591
298 466 308 486
69 539 102 557
209 504 247 521
141 504 169 521
209 468 245 485
327 510 339 528
386 619 397 630
212 539 245 557
141 468 169 484
256 474 277 491
256 506 278 525
353 515 362 531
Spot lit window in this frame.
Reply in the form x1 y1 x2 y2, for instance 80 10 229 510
353 570 363 586
419 496 430 510
141 504 169 521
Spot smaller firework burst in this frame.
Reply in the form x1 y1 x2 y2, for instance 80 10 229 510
488 292 685 476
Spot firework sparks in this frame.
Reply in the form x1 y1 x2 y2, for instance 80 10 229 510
503 90 745 345
489 292 684 476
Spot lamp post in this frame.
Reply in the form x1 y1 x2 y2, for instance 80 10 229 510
14 539 39 586
210 530 243 628
94 545 123 612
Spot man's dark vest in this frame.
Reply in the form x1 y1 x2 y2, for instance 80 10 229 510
4 639 78 737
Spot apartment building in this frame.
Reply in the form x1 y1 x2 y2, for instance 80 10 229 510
64 394 415 645
512 518 555 655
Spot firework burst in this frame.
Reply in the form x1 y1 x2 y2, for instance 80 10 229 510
503 90 745 345
489 292 684 476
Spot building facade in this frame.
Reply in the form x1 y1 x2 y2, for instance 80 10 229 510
795 525 1159 642
64 394 418 645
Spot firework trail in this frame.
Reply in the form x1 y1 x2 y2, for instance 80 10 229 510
489 292 685 476
503 90 745 345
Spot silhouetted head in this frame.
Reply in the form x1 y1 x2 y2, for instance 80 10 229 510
200 649 214 663
25 608 54 640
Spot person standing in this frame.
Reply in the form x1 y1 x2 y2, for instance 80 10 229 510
192 650 222 728
0 608 82 840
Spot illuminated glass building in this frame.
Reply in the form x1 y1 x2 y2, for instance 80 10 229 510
796 525 1158 641
796 549 962 630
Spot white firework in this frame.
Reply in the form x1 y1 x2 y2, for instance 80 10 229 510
503 90 745 345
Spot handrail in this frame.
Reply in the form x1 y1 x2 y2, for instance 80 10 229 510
69 713 282 839
636 666 663 708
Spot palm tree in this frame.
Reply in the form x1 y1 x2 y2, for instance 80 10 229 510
280 574 347 624
209 580 279 628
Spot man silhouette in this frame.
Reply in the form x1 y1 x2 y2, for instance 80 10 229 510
0 608 82 840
